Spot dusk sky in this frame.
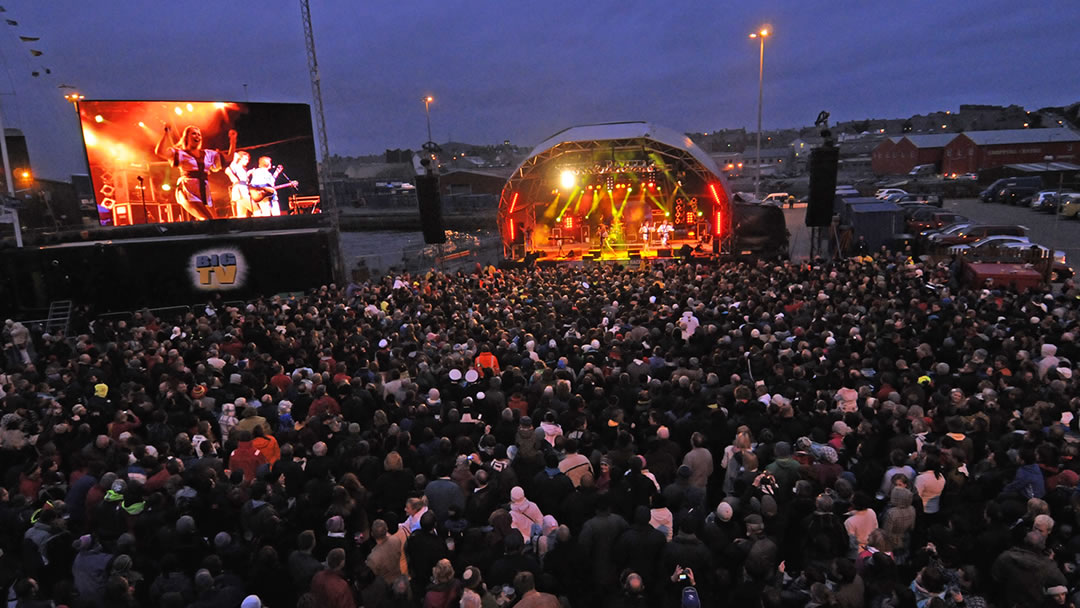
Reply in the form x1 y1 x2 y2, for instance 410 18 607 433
1 1 1077 180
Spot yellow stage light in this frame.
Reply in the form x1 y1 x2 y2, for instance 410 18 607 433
137 121 145 128
213 102 226 109
94 115 104 123
162 184 172 191
559 170 576 190
174 107 183 115
186 104 194 112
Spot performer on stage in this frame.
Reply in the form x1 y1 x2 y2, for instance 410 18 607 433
658 220 673 246
226 150 253 218
249 156 285 217
638 220 652 244
154 125 236 221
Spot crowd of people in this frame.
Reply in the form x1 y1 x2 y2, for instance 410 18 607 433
2 253 1080 608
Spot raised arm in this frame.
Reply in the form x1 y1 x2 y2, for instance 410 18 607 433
154 125 175 161
224 129 237 161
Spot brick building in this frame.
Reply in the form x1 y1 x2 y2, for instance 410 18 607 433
871 134 953 175
942 128 1080 175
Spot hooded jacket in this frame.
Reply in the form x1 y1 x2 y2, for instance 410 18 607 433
881 487 916 551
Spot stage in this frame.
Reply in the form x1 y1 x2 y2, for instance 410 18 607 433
497 122 734 264
518 224 713 262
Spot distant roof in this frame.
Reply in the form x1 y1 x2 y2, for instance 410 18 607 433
903 133 957 148
440 167 513 179
958 128 1080 146
1004 161 1080 173
849 201 902 213
527 121 722 177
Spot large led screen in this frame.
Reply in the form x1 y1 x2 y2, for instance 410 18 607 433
79 101 321 226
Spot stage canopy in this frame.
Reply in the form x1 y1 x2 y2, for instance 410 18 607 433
498 122 732 260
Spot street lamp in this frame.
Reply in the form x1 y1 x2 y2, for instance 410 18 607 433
423 95 434 145
749 27 770 200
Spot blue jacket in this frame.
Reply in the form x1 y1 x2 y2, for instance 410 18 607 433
1002 464 1045 499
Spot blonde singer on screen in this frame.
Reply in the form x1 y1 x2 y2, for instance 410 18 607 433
154 124 237 221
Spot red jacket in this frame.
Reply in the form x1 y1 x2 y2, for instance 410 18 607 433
474 352 501 376
310 569 356 608
229 441 268 482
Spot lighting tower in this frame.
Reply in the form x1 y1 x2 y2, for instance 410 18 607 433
299 0 343 282
300 0 334 214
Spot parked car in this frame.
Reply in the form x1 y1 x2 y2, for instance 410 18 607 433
929 224 1029 247
1030 191 1065 212
906 210 967 233
909 164 937 177
980 176 1042 203
922 221 971 238
948 234 1031 255
875 188 907 199
762 192 795 207
999 185 1040 206
892 193 943 207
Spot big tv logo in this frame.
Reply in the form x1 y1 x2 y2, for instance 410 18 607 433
189 248 247 291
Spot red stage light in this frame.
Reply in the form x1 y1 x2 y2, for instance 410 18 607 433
509 192 519 213
715 211 722 236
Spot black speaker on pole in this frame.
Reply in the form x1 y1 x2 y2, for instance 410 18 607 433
415 174 446 244
805 145 839 227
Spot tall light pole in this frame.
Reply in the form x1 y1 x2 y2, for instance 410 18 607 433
423 96 434 146
749 27 770 200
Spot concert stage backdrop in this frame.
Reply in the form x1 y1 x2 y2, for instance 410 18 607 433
78 101 320 226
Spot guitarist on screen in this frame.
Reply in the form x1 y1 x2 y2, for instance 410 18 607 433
248 156 298 217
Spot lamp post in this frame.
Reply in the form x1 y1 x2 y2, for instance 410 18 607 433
423 95 434 146
749 27 770 200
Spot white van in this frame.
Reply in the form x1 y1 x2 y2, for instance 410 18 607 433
909 164 937 177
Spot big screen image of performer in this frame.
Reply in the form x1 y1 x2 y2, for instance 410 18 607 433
226 150 253 218
248 156 297 217
154 124 236 221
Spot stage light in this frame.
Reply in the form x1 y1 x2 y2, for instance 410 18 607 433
186 103 194 112
559 170 575 190
174 107 183 115
93 115 104 123
161 184 171 191
83 130 97 146
213 102 226 109
19 171 30 179
665 212 670 217
137 121 145 128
